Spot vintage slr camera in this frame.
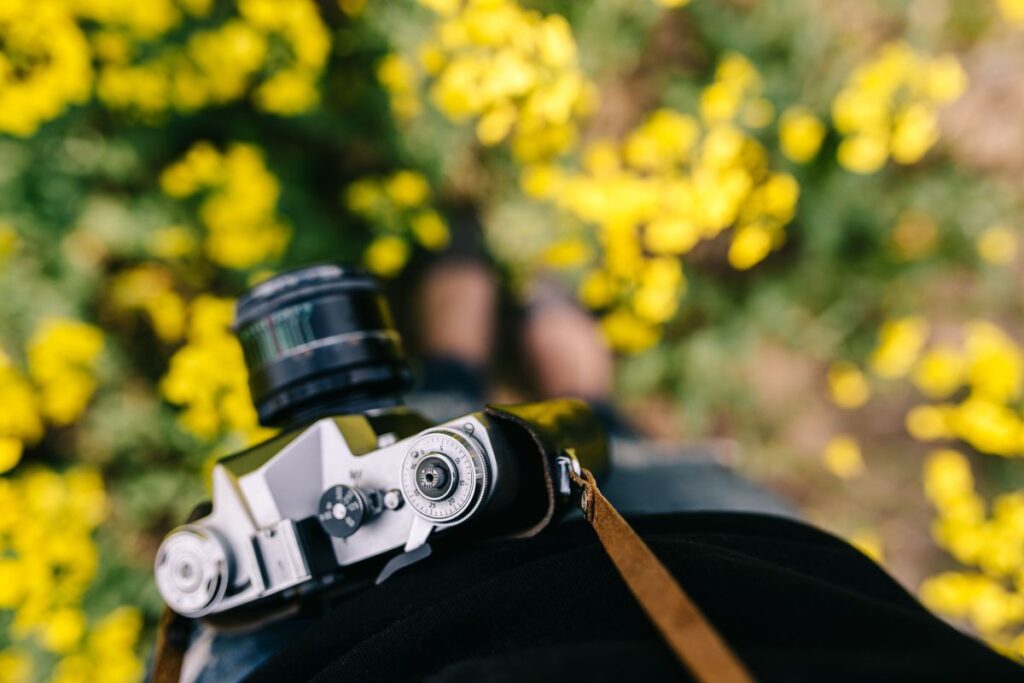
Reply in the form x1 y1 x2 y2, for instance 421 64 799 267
155 264 608 619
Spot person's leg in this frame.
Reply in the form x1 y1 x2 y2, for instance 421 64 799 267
405 261 495 421
521 284 796 519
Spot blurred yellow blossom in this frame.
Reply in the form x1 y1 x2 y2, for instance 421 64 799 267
27 319 104 426
868 316 929 379
0 0 93 137
43 608 86 654
161 296 272 443
850 529 885 563
410 210 451 250
0 221 19 260
365 236 411 277
964 321 1022 403
906 404 952 441
160 142 291 270
823 435 865 479
0 649 31 682
347 171 449 274
832 42 966 173
385 171 431 206
150 225 199 260
1000 0 1024 22
601 309 659 354
0 357 43 451
778 105 825 163
543 238 592 270
383 0 596 162
0 465 140 679
977 224 1018 265
377 54 422 120
0 438 22 474
108 264 187 342
913 346 966 399
921 449 1024 641
518 54 798 350
828 361 872 408
96 0 329 116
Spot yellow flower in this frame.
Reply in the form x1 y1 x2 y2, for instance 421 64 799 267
161 296 269 442
906 404 952 441
837 133 889 174
779 106 825 163
384 171 430 207
924 449 974 505
399 1 592 162
977 224 1018 265
109 265 187 342
728 222 774 270
0 649 31 683
832 44 965 173
0 221 18 260
577 270 616 309
850 529 885 563
828 362 871 409
346 179 384 214
601 309 659 354
543 238 592 270
913 346 966 399
925 54 967 104
965 321 1023 403
0 1 93 137
868 316 929 379
0 364 43 444
150 225 199 259
410 210 450 250
27 319 104 426
644 217 700 255
162 142 290 270
364 236 410 277
519 164 564 199
255 69 320 115
0 438 22 474
890 103 939 164
43 608 86 654
999 0 1024 22
823 435 865 479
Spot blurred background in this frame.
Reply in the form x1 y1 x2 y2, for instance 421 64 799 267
0 0 1023 679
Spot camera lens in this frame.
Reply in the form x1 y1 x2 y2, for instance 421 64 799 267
234 263 413 427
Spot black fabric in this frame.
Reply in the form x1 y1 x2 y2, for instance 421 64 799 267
248 513 1023 682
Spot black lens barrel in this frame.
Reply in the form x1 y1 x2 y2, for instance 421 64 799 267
234 264 412 427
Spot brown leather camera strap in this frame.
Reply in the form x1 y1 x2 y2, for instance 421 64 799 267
152 607 188 683
570 466 756 683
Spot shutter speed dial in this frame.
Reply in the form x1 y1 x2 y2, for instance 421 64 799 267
401 428 490 525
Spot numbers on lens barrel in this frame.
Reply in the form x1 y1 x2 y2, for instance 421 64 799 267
401 429 489 525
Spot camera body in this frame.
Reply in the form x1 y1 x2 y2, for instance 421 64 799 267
156 408 520 618
155 265 604 619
